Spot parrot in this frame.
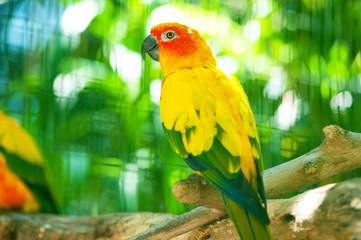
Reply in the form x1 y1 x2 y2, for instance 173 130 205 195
0 111 57 213
0 151 39 212
141 23 272 239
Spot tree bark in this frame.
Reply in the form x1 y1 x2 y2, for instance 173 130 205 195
0 212 177 240
264 125 361 199
125 207 225 240
182 179 361 240
1 179 361 240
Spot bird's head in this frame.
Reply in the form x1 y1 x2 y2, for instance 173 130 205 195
141 22 217 75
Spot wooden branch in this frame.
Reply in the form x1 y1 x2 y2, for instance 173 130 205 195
183 179 361 240
265 125 361 199
173 125 361 210
126 207 224 240
0 212 177 240
2 179 360 240
0 208 224 240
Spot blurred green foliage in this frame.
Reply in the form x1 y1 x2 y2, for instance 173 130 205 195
0 0 360 215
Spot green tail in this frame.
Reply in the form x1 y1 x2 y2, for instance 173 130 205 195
223 195 273 240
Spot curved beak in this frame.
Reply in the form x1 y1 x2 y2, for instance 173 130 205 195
141 35 159 62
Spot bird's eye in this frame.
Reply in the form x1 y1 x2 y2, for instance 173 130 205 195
165 31 176 39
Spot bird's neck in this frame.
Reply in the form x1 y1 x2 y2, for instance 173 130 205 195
159 44 217 76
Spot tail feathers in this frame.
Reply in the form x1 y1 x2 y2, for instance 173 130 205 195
223 195 273 240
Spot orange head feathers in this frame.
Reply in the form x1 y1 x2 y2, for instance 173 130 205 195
142 23 217 75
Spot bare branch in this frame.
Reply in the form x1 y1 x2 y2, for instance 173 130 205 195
184 179 361 240
264 125 361 199
126 207 224 240
0 212 176 240
173 125 361 209
2 179 361 240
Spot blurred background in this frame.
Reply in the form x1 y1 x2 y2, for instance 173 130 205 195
0 0 360 216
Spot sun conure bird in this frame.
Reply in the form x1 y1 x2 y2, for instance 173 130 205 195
0 111 57 213
0 151 40 212
142 22 272 239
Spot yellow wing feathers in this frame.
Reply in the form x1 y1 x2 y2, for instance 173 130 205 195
160 68 259 182
0 112 44 166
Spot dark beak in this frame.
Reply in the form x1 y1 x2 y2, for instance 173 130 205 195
141 35 159 62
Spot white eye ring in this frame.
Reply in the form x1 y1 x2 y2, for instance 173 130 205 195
164 30 176 40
